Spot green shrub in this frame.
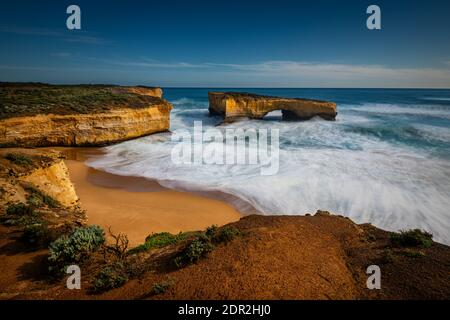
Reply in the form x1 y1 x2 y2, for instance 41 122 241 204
390 229 433 248
174 235 214 268
172 225 241 268
214 226 240 243
5 203 34 216
93 262 129 292
128 231 192 254
5 153 33 166
48 225 105 274
152 279 174 295
22 223 50 246
205 225 218 238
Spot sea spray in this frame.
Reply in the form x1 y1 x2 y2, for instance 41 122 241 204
171 121 279 176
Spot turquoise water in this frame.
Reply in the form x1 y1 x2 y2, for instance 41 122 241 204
87 89 450 244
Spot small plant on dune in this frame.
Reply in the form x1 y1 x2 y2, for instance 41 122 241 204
214 226 240 243
205 225 218 238
173 225 241 268
5 153 33 166
105 227 129 260
92 229 150 293
128 231 192 254
205 225 240 244
92 262 129 293
48 225 105 274
174 234 214 268
152 278 174 295
390 229 433 248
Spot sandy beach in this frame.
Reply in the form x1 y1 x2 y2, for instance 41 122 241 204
62 148 241 246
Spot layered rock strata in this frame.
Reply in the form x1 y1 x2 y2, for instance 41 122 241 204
209 92 337 122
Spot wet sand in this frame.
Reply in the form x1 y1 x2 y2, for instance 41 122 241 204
62 148 242 246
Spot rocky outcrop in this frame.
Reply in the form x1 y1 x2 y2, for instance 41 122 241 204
18 160 78 208
112 86 163 98
0 84 172 147
0 149 79 209
209 92 337 122
0 105 171 147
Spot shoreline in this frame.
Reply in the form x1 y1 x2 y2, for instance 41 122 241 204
60 147 243 246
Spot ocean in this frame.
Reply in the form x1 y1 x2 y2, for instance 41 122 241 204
86 88 450 245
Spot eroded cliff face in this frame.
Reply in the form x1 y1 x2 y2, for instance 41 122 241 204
18 160 78 208
0 84 172 147
209 92 337 122
0 104 172 147
116 86 163 98
0 149 79 209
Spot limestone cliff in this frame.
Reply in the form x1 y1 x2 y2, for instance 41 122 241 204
0 105 171 147
209 92 337 122
0 149 79 209
115 86 163 98
0 83 172 147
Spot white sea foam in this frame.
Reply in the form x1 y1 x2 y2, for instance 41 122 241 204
413 124 450 143
346 103 450 119
421 97 450 101
86 99 450 245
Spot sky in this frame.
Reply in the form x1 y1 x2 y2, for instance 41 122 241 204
0 0 450 88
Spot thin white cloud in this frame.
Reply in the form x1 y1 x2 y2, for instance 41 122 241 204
2 57 450 88
98 58 450 88
0 26 110 45
99 58 211 69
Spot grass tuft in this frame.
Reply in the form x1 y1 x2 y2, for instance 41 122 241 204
128 232 193 254
390 229 433 248
5 153 33 166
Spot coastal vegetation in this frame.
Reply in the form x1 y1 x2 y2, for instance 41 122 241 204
174 225 240 268
128 231 195 254
152 278 175 295
390 229 433 248
0 83 172 147
0 83 164 120
5 152 33 166
48 225 105 274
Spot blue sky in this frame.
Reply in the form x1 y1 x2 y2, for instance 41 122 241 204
1 0 450 87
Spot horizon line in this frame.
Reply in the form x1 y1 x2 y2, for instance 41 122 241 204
1 81 450 90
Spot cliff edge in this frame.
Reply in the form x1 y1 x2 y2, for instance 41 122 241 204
0 83 172 147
